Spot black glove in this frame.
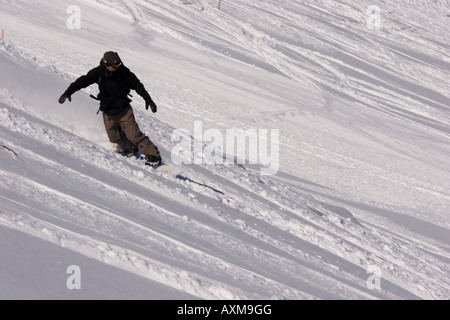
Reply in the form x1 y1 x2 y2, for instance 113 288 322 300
145 99 157 113
58 93 71 104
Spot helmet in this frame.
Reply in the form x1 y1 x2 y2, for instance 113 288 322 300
103 51 122 68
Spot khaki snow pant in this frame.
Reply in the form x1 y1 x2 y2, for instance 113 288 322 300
102 107 160 158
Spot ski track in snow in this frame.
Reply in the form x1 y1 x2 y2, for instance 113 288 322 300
0 0 449 299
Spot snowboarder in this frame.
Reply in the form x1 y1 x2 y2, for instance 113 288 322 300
58 51 162 168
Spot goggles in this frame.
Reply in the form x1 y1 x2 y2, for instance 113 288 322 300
104 59 122 69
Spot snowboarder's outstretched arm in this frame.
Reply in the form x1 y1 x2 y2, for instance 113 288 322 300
58 68 99 104
129 71 158 113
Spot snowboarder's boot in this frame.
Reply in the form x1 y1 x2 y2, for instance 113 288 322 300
145 155 162 168
118 146 139 157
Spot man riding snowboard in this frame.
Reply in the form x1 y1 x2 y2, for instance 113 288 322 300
58 51 162 168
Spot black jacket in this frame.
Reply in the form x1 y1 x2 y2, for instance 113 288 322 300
64 61 152 115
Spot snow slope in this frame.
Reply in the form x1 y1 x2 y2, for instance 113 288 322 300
0 0 449 299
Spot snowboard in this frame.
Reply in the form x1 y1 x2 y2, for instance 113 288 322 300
153 163 184 176
111 144 183 176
